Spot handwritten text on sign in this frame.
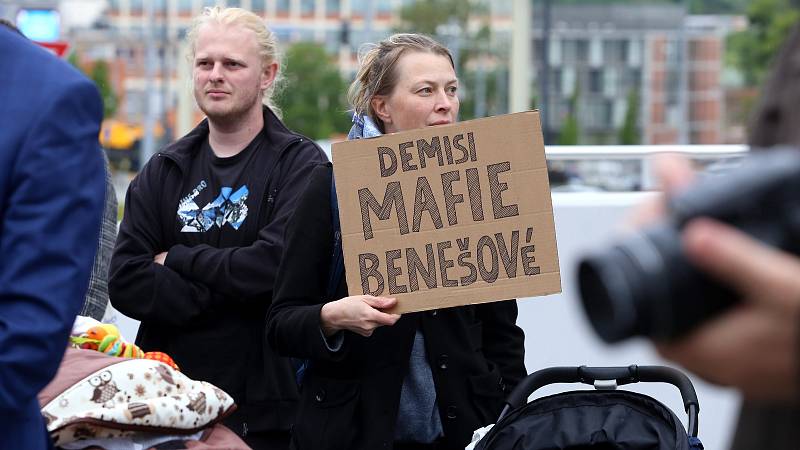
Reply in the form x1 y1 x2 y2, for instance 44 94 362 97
332 112 561 313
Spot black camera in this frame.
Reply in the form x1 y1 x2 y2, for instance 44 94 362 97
577 148 800 343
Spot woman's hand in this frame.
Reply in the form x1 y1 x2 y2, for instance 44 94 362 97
320 295 401 337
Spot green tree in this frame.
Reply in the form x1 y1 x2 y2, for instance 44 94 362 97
90 60 118 118
67 51 80 69
396 0 477 36
618 89 640 145
277 42 350 139
727 0 800 87
397 0 497 119
557 84 580 145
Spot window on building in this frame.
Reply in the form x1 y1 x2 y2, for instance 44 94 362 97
603 40 627 65
666 69 680 106
116 47 136 65
628 68 641 89
300 28 315 41
576 39 588 63
612 97 627 128
202 0 215 8
108 0 120 13
277 0 290 14
589 69 603 94
603 67 617 97
548 39 561 66
377 0 392 13
551 68 561 97
130 0 143 14
301 0 314 15
178 0 192 13
689 41 699 60
351 0 366 12
273 27 291 42
562 40 577 64
562 67 576 97
582 99 612 130
326 0 340 14
325 30 340 52
534 39 544 64
251 0 265 12
129 25 144 38
351 29 369 47
589 38 602 67
493 1 512 15
604 99 614 128
628 39 642 67
228 0 242 8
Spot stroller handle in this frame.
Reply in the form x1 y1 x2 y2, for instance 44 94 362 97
499 365 700 437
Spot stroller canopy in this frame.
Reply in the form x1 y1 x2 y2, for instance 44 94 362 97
477 389 700 450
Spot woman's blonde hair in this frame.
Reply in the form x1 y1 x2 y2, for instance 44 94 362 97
348 33 454 130
187 6 284 116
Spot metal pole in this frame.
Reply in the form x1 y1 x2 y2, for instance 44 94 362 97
161 2 170 143
540 0 551 143
474 47 487 118
510 0 531 113
141 0 157 167
677 0 689 144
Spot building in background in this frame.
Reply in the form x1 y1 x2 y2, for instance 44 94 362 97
61 0 517 143
532 3 729 145
2 0 743 150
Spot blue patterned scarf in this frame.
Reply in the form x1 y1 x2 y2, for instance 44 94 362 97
347 114 383 140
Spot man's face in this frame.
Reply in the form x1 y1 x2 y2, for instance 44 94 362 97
192 23 275 123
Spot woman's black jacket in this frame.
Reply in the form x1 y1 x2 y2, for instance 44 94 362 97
266 163 527 450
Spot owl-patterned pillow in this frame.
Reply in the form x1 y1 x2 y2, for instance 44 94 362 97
40 357 235 446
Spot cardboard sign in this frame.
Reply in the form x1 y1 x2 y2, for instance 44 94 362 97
331 111 561 313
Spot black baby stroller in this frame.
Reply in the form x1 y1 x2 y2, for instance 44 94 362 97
474 365 704 449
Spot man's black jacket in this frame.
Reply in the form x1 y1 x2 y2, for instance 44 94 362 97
109 106 327 434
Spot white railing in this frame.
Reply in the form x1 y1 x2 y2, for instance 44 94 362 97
543 144 748 160
319 141 750 191
543 144 748 191
319 141 749 161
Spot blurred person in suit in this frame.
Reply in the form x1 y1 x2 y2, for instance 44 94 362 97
0 23 105 449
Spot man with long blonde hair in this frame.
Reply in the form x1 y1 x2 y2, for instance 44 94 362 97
109 7 327 449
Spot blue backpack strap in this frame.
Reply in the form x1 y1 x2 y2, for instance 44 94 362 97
294 172 344 387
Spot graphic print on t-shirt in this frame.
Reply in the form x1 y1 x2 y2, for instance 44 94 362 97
178 180 249 232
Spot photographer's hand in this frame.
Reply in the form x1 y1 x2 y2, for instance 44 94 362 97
657 217 800 402
642 154 800 402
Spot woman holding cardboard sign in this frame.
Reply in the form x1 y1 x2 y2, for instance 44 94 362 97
266 34 526 450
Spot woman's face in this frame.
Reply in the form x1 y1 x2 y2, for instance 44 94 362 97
372 51 459 134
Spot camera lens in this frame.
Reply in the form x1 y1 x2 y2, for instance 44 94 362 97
578 222 736 343
578 246 642 343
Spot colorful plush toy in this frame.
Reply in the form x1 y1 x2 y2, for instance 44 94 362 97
70 324 180 370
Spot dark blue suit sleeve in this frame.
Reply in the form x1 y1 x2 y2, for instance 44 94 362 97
0 77 105 412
